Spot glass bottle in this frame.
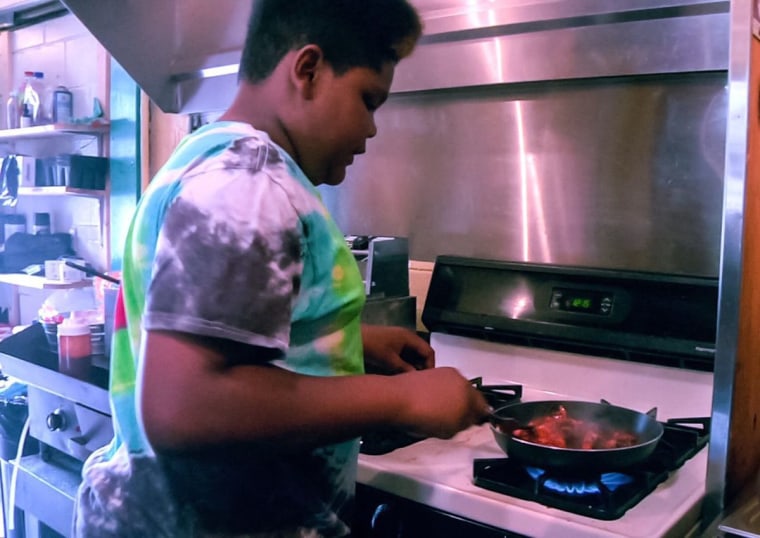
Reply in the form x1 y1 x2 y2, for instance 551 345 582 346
19 71 39 128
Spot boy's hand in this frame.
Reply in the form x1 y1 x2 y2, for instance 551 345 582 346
361 324 434 374
393 367 490 439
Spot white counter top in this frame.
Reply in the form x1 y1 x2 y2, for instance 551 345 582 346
358 424 707 538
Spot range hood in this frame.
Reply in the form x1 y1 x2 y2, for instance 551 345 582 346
61 0 728 114
0 0 66 30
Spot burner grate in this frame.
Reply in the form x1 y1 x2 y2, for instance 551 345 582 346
469 377 523 409
473 417 710 520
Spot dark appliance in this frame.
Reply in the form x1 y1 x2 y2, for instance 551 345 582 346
0 323 111 538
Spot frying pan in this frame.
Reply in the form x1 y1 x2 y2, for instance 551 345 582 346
490 400 664 472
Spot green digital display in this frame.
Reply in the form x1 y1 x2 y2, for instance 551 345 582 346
570 297 593 310
552 288 612 316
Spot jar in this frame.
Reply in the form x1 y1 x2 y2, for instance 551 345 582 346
52 85 73 124
2 213 25 243
57 312 92 379
33 212 50 234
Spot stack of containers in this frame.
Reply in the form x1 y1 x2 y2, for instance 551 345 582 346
37 289 105 363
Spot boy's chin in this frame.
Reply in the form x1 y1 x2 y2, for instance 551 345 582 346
321 167 349 186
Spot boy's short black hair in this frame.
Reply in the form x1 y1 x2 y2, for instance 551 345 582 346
240 0 423 82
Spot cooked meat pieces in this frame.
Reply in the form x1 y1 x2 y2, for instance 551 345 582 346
510 405 638 449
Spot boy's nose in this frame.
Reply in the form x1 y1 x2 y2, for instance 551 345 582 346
367 119 378 139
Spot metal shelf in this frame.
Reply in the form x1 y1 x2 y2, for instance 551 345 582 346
17 186 105 198
0 275 92 325
0 122 109 141
0 274 92 290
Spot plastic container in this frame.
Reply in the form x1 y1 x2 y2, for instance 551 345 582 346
54 154 109 189
57 311 91 379
41 318 105 356
32 72 47 123
42 320 59 351
5 92 19 130
19 71 38 128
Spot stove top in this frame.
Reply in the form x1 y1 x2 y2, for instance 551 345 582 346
473 417 710 520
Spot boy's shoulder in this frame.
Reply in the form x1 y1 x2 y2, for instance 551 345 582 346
157 122 280 180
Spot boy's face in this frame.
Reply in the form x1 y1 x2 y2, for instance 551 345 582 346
301 61 394 186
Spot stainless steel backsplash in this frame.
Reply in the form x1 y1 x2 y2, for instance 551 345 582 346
321 3 729 277
322 74 727 276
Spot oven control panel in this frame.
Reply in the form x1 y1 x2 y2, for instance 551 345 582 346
27 386 113 461
422 256 719 370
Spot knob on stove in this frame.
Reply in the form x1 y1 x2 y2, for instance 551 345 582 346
46 408 67 431
371 503 403 537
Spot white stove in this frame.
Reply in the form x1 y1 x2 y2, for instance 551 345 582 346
357 333 713 538
355 256 717 537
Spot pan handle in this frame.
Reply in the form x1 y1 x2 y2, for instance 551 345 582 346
64 261 121 284
601 399 658 419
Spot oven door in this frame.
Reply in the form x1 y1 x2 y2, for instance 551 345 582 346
354 483 523 538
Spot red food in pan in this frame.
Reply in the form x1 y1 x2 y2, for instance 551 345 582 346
511 404 639 449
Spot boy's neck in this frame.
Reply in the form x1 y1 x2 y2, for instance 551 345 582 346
219 51 298 162
217 75 298 165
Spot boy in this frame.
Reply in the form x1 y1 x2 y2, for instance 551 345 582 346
73 1 489 536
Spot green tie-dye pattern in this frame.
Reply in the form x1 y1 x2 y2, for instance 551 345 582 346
83 122 365 536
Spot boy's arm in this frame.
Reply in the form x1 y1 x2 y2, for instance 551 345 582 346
139 329 488 454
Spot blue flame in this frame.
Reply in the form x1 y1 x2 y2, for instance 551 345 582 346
525 467 634 496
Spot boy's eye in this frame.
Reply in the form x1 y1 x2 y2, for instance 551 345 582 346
364 90 389 112
363 95 379 111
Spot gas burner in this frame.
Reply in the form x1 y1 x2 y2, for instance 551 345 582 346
473 417 710 520
525 466 634 496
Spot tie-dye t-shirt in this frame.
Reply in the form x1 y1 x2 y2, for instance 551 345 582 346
73 122 366 538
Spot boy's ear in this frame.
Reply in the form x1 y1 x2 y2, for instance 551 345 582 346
291 45 325 99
